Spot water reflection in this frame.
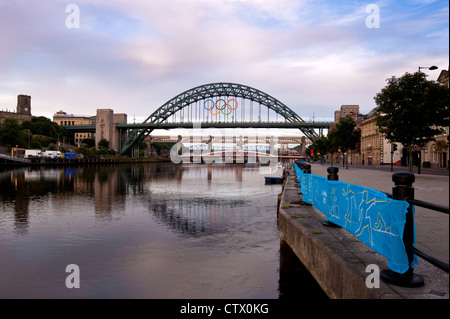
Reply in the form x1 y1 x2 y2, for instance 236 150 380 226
0 163 324 298
0 168 76 234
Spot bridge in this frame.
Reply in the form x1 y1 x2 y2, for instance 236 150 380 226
147 135 310 145
63 83 331 155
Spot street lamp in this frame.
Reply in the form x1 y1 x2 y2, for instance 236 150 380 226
415 65 438 174
418 65 438 73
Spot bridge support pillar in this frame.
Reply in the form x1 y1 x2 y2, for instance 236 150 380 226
300 137 307 156
176 135 183 155
207 136 213 154
95 109 127 152
270 136 275 155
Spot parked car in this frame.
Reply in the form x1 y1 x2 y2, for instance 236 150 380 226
41 150 62 158
24 149 42 159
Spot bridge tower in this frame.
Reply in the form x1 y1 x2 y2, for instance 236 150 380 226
95 109 127 152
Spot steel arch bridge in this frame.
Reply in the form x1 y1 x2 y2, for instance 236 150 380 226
119 82 329 155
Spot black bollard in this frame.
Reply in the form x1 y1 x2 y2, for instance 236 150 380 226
302 164 311 174
299 164 311 205
323 167 341 228
380 172 424 287
327 167 339 181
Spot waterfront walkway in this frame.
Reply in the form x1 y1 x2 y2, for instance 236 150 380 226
279 162 449 299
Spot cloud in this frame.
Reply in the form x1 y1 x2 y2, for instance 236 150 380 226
0 0 448 124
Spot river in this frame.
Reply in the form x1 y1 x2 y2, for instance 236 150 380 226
0 163 326 299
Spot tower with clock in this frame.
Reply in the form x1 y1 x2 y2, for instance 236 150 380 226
17 94 31 115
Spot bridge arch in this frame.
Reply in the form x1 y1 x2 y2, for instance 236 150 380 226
120 82 320 155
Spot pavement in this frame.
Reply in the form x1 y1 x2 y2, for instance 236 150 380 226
304 162 449 298
336 163 449 177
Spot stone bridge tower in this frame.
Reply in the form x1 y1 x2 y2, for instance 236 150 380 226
95 109 127 152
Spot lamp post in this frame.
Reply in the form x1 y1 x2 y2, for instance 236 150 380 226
415 65 438 174
418 65 438 73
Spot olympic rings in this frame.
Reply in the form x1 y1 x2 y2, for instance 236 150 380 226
203 98 238 116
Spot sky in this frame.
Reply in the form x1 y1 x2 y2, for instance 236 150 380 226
0 0 448 126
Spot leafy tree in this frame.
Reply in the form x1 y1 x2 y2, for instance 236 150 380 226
1 116 73 150
310 136 330 163
81 138 96 148
24 116 71 144
374 72 449 172
152 142 175 156
98 138 110 149
0 118 27 148
30 140 42 149
326 118 361 169
325 129 339 166
31 135 52 148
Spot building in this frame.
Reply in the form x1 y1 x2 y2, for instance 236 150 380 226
53 110 96 146
360 109 402 166
95 109 127 152
334 105 360 123
360 109 381 165
331 105 363 165
53 109 127 152
437 69 449 87
0 95 32 126
421 68 449 168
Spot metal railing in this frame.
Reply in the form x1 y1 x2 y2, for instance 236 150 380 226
383 189 449 274
293 160 449 288
0 153 30 163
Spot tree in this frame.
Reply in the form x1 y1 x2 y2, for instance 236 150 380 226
326 129 340 166
98 138 110 149
374 72 449 172
310 136 330 163
0 118 27 148
331 117 361 169
81 138 95 148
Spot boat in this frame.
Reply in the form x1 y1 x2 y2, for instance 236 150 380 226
264 163 284 184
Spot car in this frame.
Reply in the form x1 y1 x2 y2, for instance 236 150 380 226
41 150 62 158
24 149 42 159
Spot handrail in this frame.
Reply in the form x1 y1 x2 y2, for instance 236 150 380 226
293 161 449 288
405 198 449 215
408 247 449 273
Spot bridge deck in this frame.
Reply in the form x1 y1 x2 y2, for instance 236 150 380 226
62 121 331 132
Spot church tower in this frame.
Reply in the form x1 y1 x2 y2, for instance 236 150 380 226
17 95 31 115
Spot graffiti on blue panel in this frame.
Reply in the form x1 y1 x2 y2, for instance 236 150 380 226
294 164 415 274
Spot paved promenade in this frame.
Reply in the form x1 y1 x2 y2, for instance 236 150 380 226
305 163 449 297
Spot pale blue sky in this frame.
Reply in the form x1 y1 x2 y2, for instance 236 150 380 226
0 0 448 123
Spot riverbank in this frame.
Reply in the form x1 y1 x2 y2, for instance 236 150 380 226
0 156 172 168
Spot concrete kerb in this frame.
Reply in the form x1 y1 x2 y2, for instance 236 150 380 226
278 165 449 299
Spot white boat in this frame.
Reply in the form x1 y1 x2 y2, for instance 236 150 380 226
264 163 284 184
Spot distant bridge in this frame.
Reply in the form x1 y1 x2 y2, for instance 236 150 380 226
147 135 311 145
63 83 332 155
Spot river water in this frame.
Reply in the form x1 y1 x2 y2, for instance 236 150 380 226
0 163 290 298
